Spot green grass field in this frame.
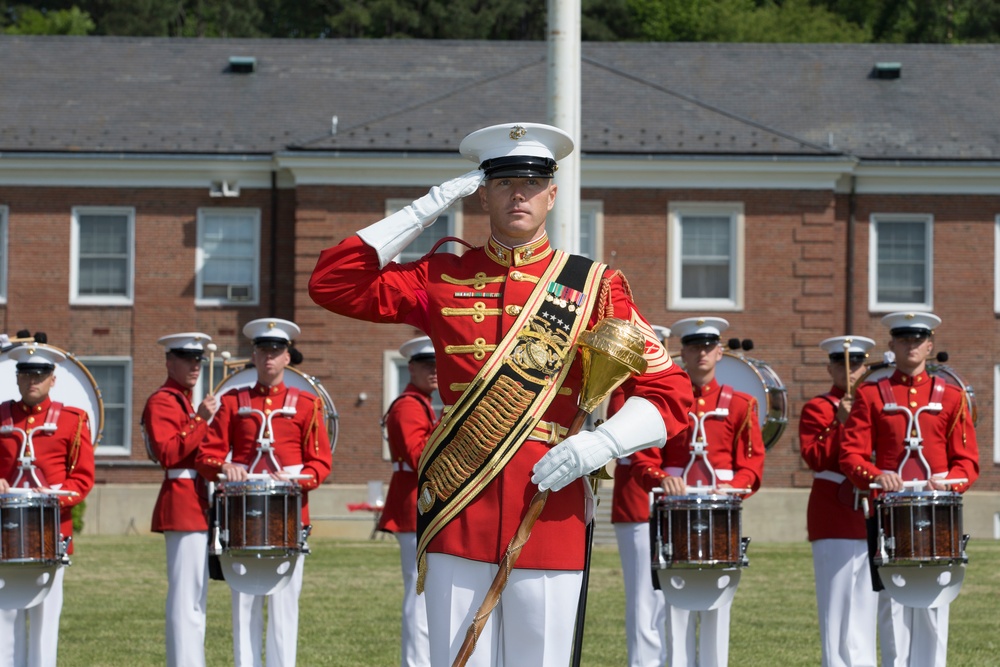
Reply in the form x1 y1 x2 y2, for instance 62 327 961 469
50 536 1000 666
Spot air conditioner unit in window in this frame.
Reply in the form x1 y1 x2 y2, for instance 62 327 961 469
227 284 253 302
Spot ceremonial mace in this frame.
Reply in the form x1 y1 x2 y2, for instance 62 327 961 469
206 343 218 394
843 339 854 398
453 318 649 667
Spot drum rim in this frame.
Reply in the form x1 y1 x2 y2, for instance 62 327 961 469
657 494 743 506
218 479 300 493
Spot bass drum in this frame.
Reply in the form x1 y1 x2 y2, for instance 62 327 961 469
858 362 977 427
214 367 339 454
673 351 788 449
0 343 104 446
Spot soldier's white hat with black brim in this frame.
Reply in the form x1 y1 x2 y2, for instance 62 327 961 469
819 335 876 362
399 336 435 363
460 122 574 180
881 311 941 338
10 343 66 374
157 332 211 360
671 317 730 346
243 318 300 348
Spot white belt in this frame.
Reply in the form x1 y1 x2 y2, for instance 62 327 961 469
814 470 846 484
392 462 414 472
167 468 197 480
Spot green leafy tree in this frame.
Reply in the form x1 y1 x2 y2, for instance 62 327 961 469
2 4 95 34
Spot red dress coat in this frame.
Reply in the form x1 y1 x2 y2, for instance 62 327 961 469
378 384 437 534
799 387 866 541
195 381 332 524
144 377 211 533
630 378 765 496
0 397 95 554
839 369 978 493
309 234 693 570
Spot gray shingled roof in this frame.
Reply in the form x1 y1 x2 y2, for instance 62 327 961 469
1 36 998 160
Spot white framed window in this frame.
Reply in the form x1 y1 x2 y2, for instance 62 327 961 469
82 357 132 456
386 200 463 263
994 215 1000 314
196 208 261 306
579 200 604 261
70 207 135 305
869 214 933 311
0 205 8 304
994 364 1000 465
381 349 442 461
668 202 745 311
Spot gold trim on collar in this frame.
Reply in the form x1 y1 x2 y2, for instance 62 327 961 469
487 235 552 268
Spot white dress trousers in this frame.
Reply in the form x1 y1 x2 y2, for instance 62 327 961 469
811 538 877 667
614 521 666 667
423 552 583 666
877 591 949 667
232 554 305 667
0 566 66 667
164 530 209 667
667 600 731 667
395 532 430 667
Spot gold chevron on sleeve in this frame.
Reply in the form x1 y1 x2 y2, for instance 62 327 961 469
440 301 501 323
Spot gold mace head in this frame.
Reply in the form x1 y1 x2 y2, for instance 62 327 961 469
576 318 649 415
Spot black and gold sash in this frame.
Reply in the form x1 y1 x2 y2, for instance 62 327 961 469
415 251 606 589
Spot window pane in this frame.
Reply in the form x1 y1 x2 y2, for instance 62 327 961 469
579 208 596 259
201 213 257 300
681 216 731 299
78 213 128 297
878 222 926 303
399 212 453 262
89 364 127 449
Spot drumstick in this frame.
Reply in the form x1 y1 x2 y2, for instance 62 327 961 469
206 343 217 395
843 339 853 397
220 350 231 381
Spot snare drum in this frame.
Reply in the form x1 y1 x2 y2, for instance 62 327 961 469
674 351 787 449
0 492 64 565
859 362 977 426
651 494 744 569
215 366 339 454
875 490 966 566
216 479 303 556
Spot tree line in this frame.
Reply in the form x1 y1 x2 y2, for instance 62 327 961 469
3 0 999 43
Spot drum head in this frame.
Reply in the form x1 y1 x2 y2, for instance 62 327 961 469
220 553 297 596
656 567 742 611
878 563 965 609
673 352 788 449
859 362 977 426
0 564 60 610
214 366 339 453
0 344 104 446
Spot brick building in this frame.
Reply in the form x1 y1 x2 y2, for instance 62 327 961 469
1 36 997 537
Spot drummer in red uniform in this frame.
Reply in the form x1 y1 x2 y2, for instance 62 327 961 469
800 335 878 667
611 324 670 667
0 343 95 667
839 312 978 667
630 317 765 667
380 336 437 667
308 121 693 666
143 332 218 667
195 318 332 667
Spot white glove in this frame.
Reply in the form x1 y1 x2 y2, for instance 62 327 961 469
531 397 667 492
357 169 485 268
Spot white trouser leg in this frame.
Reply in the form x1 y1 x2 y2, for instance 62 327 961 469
232 587 265 667
812 539 877 667
667 605 696 667
0 607 25 667
615 522 666 667
877 592 909 667
424 553 582 667
697 602 730 667
909 603 948 667
396 532 429 667
164 531 209 667
265 555 304 667
27 566 63 667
